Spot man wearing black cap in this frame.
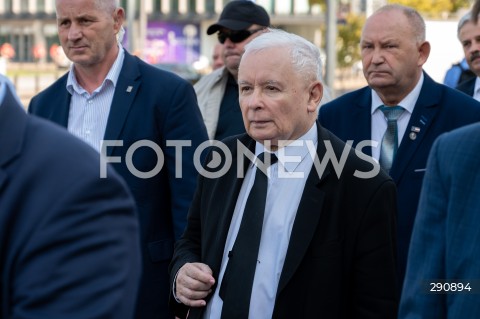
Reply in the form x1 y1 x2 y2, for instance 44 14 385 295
194 0 270 140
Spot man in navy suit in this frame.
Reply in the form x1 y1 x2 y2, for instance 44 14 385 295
319 4 480 292
399 122 480 318
456 11 480 100
28 0 208 318
0 75 141 318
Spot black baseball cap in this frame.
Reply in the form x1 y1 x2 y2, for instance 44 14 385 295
207 1 270 35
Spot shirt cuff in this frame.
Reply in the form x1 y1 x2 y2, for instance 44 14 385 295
172 270 182 304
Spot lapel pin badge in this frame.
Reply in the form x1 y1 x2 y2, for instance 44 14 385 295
410 126 420 140
126 86 133 93
420 116 428 125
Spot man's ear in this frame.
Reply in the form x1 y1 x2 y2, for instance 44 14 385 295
307 81 323 113
113 7 125 32
417 41 431 67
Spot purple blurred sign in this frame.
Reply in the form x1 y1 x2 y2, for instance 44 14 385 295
123 22 200 64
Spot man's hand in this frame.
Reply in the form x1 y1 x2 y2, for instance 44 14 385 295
176 263 215 307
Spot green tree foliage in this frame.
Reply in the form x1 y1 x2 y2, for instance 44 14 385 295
451 0 472 12
337 13 365 68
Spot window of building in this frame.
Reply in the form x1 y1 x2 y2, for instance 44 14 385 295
21 0 29 13
37 0 45 11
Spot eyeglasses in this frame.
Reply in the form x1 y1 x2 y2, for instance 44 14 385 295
217 28 265 44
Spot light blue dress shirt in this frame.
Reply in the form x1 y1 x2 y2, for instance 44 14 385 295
66 45 125 152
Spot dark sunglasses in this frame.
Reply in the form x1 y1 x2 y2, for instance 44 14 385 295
217 28 265 44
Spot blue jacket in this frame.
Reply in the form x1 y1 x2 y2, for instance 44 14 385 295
1 84 141 318
400 122 480 318
318 72 480 290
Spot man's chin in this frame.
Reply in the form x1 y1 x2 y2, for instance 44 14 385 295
70 57 94 68
367 78 393 89
225 58 240 70
470 64 480 76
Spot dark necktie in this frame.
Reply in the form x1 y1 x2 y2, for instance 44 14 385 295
219 152 277 319
379 105 404 173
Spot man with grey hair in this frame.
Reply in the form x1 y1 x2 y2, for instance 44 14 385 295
28 0 208 318
169 28 398 319
455 11 480 100
319 4 480 293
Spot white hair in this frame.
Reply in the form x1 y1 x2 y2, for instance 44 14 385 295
95 0 120 12
374 4 426 44
243 28 332 106
457 11 479 39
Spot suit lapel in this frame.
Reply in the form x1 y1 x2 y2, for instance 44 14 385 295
467 77 475 96
53 92 71 127
276 124 330 295
188 136 255 319
103 52 141 155
209 136 255 276
390 73 440 182
353 90 374 155
48 74 71 127
0 86 27 191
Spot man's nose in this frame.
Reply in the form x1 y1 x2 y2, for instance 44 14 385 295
68 23 82 41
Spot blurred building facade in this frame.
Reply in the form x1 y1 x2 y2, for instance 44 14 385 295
0 0 335 64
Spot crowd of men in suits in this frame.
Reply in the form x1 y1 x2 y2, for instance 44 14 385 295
2 0 480 318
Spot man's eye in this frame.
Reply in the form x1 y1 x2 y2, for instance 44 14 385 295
266 86 278 91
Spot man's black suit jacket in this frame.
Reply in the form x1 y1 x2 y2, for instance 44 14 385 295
170 123 398 319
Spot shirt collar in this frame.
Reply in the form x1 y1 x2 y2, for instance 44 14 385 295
371 72 424 115
474 77 480 95
0 79 6 106
66 44 125 95
253 122 318 173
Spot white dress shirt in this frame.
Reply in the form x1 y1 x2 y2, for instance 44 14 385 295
66 45 125 153
204 123 318 319
370 73 424 161
473 77 480 102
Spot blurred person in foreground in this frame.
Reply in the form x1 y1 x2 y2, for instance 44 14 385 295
399 122 480 318
0 74 141 318
169 29 398 319
27 0 208 318
318 4 480 292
